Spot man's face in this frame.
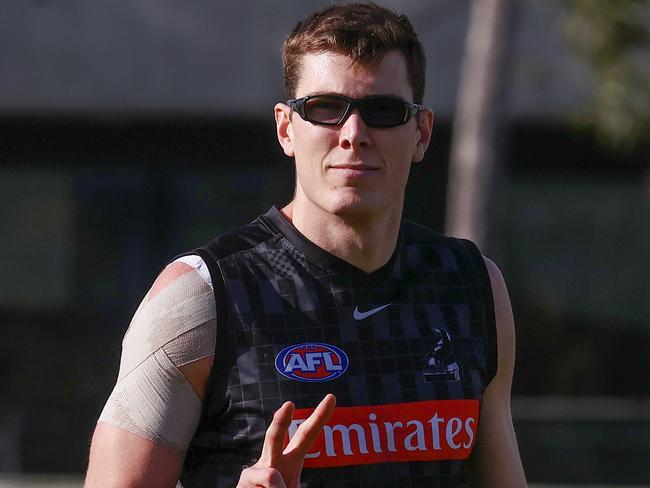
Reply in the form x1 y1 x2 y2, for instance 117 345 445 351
275 50 433 221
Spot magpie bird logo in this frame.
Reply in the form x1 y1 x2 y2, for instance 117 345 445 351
423 328 461 382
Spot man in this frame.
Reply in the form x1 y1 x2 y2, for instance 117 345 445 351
86 3 527 487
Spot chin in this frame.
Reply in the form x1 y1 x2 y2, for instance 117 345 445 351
324 193 386 220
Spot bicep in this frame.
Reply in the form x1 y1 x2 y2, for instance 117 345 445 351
468 257 527 487
85 422 183 488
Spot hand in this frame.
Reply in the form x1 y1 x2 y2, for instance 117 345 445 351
236 394 336 488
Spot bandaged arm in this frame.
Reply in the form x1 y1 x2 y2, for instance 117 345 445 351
85 257 216 488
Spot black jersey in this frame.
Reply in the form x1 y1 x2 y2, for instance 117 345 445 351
179 207 497 488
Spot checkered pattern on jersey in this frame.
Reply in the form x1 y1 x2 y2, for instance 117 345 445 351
180 208 495 488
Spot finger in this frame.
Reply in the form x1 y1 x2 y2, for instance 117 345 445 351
258 400 295 465
284 393 336 456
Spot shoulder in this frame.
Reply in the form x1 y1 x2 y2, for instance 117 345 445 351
482 256 513 336
399 218 448 244
400 220 484 257
143 256 215 316
200 213 280 261
482 256 507 303
481 256 516 390
150 260 198 296
120 255 217 377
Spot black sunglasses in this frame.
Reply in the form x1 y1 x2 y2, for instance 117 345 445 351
287 94 423 128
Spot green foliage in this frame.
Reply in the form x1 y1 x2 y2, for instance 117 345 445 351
560 0 650 150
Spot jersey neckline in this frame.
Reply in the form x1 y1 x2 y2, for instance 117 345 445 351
261 206 402 285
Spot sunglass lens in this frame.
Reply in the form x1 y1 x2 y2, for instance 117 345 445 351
304 96 349 124
361 98 406 127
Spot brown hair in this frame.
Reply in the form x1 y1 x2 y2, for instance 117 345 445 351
282 2 426 103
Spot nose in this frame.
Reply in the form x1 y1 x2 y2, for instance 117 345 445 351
338 109 370 150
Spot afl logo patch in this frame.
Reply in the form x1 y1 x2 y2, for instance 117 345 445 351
275 343 348 382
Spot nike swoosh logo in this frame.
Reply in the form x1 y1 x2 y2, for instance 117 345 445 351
353 303 391 320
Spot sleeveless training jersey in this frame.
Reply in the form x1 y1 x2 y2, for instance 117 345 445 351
179 207 497 488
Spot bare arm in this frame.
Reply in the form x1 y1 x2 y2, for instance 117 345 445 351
468 257 527 487
85 262 214 488
85 423 184 488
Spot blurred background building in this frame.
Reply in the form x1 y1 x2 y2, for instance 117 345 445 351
0 0 648 485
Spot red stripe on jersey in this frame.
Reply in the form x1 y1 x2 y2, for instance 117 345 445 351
287 399 479 468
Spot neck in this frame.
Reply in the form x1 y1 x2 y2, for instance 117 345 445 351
282 199 402 273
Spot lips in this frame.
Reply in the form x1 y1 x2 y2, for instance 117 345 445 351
328 165 379 180
328 163 379 172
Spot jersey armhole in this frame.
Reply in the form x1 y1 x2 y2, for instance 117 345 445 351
459 239 498 386
171 247 232 415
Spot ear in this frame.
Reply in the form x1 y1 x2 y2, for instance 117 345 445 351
412 107 434 163
274 103 295 158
